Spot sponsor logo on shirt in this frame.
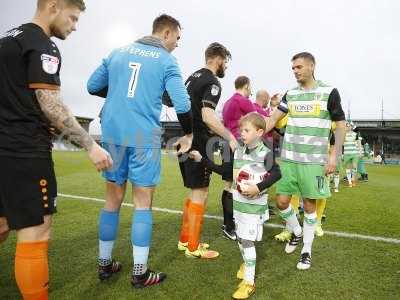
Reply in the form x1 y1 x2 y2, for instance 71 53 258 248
290 102 321 116
41 54 59 74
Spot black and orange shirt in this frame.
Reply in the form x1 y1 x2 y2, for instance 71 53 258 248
0 23 61 158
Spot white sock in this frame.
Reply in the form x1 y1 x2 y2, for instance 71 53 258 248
302 212 317 255
346 169 352 184
132 245 149 275
334 174 340 189
99 240 114 264
243 245 256 285
279 204 302 236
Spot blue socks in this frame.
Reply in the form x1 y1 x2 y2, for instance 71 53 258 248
131 209 153 275
98 209 120 266
98 208 153 275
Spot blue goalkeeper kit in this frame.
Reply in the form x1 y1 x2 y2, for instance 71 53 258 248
87 36 190 149
87 36 190 186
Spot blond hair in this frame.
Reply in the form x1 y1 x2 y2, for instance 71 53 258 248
38 0 86 11
239 112 266 131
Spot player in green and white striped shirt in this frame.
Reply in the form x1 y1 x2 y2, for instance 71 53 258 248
265 52 346 270
357 137 370 181
343 123 360 187
189 112 281 299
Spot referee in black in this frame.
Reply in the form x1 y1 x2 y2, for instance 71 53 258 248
176 43 237 259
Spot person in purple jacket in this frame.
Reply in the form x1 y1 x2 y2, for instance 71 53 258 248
223 77 270 138
219 76 269 240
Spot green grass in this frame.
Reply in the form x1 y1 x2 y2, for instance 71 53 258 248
1 151 400 299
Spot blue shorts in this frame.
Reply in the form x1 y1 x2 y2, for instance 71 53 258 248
102 143 161 187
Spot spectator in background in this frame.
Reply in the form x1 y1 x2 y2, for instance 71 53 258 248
255 89 272 116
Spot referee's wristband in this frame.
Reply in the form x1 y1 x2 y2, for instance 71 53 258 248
177 111 193 135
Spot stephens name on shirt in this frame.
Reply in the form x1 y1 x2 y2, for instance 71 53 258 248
119 45 161 59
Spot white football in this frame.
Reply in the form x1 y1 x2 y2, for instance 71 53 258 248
236 163 268 196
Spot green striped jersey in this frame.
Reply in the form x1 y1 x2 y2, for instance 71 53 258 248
232 141 269 217
344 131 359 155
279 81 334 165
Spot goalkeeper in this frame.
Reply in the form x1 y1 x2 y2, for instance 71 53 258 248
190 112 281 299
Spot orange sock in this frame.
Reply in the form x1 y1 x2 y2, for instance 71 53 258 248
179 199 191 243
15 241 49 300
187 201 205 252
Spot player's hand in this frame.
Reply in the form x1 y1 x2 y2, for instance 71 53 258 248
173 133 193 155
241 183 260 198
325 152 337 175
188 150 202 162
88 143 113 171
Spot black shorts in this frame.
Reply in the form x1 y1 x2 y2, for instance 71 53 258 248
0 155 57 230
179 132 217 189
219 140 234 182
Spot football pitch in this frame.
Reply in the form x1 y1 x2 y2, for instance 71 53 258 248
1 151 399 299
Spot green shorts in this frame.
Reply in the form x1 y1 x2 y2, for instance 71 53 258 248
343 155 359 168
276 160 331 200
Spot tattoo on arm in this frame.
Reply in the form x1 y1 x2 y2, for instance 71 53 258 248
35 89 94 151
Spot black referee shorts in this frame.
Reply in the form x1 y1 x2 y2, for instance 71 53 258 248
220 139 233 182
179 133 215 189
0 155 57 230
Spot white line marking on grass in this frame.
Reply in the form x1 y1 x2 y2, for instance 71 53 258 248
58 193 400 245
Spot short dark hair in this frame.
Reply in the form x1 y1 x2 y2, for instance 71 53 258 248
234 76 250 90
37 0 86 11
205 42 232 61
152 14 181 34
292 52 315 64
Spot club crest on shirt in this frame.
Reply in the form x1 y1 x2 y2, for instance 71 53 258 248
41 54 59 74
211 84 220 96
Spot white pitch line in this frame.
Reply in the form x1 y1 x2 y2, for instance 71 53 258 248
58 193 400 245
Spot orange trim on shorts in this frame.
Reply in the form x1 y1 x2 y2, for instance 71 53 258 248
29 83 60 90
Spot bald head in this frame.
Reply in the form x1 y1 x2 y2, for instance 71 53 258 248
255 90 270 108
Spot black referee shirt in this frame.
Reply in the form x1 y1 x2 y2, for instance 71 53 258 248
185 68 222 135
0 23 61 158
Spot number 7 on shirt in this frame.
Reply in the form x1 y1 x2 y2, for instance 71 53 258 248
127 62 141 98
